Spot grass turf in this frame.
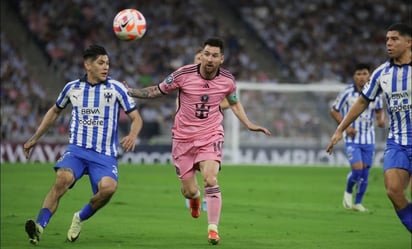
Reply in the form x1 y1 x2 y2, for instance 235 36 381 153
1 163 410 249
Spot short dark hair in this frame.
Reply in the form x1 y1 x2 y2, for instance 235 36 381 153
203 37 224 54
387 23 412 38
83 44 108 61
354 63 370 72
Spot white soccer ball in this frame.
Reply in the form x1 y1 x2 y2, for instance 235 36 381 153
113 9 147 41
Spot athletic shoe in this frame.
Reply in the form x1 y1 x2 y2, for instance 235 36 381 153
25 219 43 245
67 212 82 242
208 230 220 245
353 204 368 212
189 198 201 218
342 191 352 209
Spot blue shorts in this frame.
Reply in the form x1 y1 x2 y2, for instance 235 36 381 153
55 145 118 194
383 139 412 174
345 143 375 168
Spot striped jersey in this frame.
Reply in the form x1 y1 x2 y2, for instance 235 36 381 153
332 84 383 144
362 60 412 146
158 64 236 141
56 76 137 157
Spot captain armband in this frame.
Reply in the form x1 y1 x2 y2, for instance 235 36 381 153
227 93 238 104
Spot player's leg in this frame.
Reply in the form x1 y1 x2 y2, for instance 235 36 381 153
353 144 374 211
199 159 221 245
172 140 201 217
181 175 202 218
384 168 411 232
25 150 82 245
343 144 363 209
67 152 118 242
383 141 412 233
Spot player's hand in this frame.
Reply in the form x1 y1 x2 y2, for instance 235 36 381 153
120 135 136 152
23 140 36 159
345 127 357 138
248 124 271 136
326 131 343 154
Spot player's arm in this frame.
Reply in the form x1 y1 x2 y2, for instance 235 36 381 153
330 108 356 137
220 98 230 110
330 108 343 124
326 95 370 153
375 109 385 128
228 93 271 136
24 104 62 158
120 109 143 152
128 85 163 98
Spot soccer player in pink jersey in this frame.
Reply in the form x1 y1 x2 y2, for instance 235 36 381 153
128 37 271 244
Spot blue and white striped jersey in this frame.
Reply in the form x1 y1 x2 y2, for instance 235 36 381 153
332 84 383 144
56 76 137 157
362 60 412 146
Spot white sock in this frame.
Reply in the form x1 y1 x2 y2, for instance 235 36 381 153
208 224 218 232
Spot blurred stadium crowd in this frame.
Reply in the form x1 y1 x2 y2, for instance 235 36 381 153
1 0 410 143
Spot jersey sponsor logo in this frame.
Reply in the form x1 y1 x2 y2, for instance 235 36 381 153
78 119 104 126
195 94 210 119
80 108 100 115
391 92 409 100
389 103 412 112
195 104 210 119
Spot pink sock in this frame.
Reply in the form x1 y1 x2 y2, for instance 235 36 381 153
204 185 222 225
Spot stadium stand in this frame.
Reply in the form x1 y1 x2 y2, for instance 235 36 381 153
1 0 409 143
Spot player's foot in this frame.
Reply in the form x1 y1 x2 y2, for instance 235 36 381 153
25 219 43 245
67 212 82 242
353 203 368 212
342 191 352 209
208 230 220 245
189 198 201 218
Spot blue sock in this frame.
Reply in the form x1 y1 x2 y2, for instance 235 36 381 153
355 168 369 204
79 204 95 221
346 169 363 194
396 203 412 233
36 208 52 228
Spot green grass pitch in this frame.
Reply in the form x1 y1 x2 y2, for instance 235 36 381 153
1 163 410 249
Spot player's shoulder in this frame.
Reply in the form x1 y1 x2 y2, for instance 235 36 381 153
218 67 235 81
372 60 392 76
62 79 81 91
175 64 198 76
344 84 355 91
106 77 127 89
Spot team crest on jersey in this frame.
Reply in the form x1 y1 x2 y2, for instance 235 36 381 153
104 92 113 102
165 74 174 85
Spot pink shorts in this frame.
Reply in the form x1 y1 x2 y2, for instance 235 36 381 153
172 135 224 180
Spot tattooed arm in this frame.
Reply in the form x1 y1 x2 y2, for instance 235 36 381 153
127 85 164 98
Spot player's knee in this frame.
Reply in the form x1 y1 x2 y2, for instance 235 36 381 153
55 169 75 189
386 185 403 200
203 175 218 187
101 184 117 198
181 186 198 199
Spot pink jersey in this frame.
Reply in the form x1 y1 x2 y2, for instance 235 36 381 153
159 64 236 141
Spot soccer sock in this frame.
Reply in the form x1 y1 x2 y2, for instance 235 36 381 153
79 203 95 221
346 169 363 194
396 203 412 233
355 168 369 204
36 208 52 228
208 224 218 232
205 185 221 226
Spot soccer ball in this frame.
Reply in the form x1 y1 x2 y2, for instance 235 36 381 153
113 9 146 41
